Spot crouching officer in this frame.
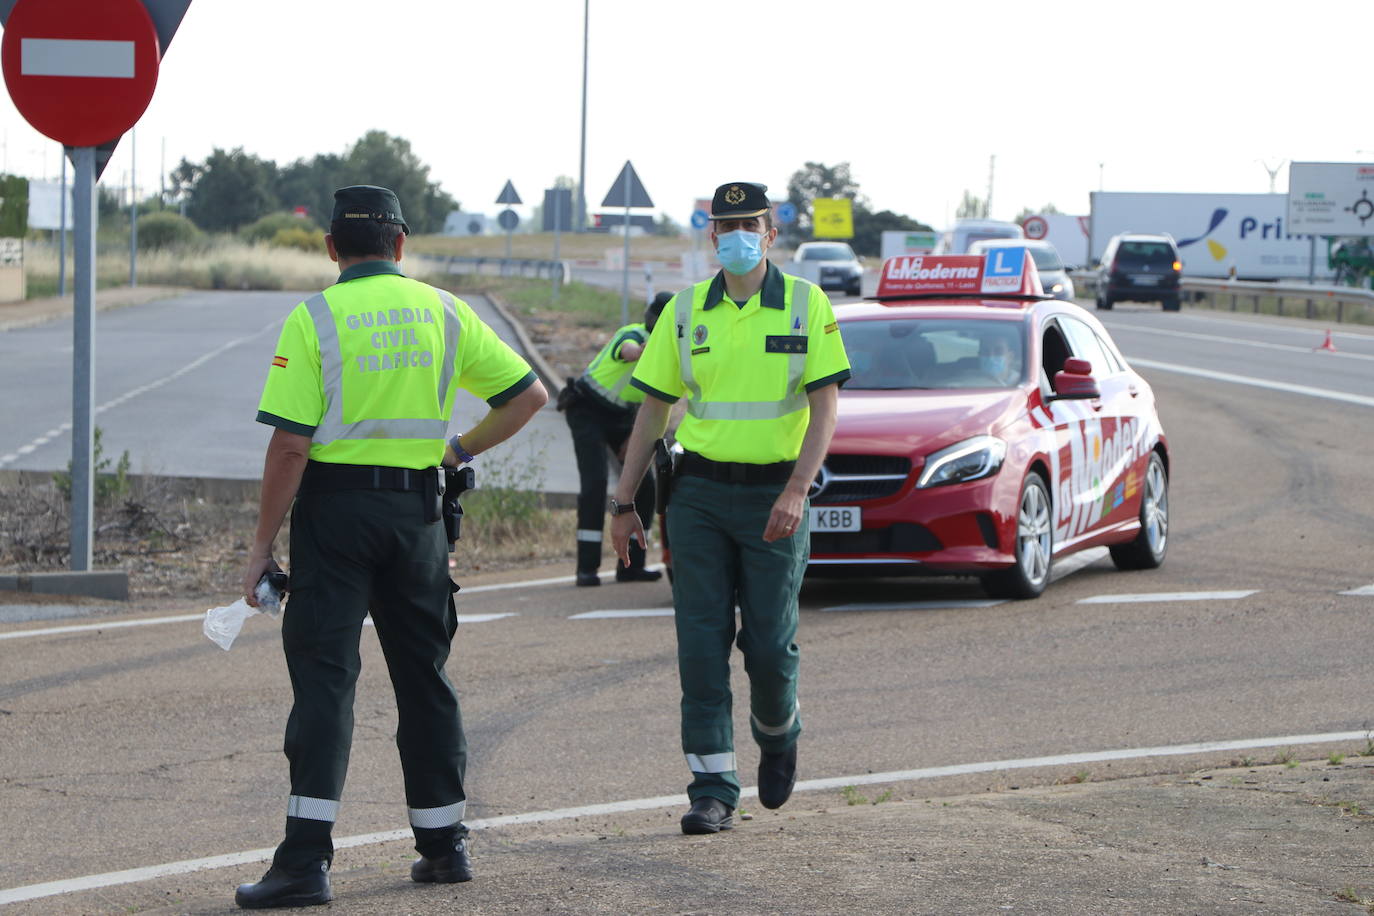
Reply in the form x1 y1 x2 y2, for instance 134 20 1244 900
561 292 671 586
235 185 547 908
611 181 850 834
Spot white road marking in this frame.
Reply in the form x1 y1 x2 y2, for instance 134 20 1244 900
0 611 516 643
570 608 674 619
1339 584 1374 596
823 599 1004 612
1077 590 1258 605
0 320 283 469
22 38 135 78
1 728 1366 905
1109 321 1374 362
0 613 204 641
1129 358 1374 408
460 563 665 594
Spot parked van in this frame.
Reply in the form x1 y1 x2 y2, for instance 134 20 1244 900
932 219 1024 255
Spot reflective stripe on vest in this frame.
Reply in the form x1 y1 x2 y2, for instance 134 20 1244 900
675 277 812 421
305 288 463 445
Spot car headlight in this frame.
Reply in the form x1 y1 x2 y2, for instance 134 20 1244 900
916 435 1007 488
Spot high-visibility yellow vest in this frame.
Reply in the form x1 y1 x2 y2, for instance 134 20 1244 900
630 263 850 464
256 262 534 468
581 322 648 409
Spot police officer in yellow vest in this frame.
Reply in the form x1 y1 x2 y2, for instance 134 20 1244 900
562 292 671 586
235 186 547 908
611 182 850 834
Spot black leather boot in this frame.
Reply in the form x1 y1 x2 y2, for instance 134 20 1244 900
411 836 474 883
680 797 734 834
234 862 332 909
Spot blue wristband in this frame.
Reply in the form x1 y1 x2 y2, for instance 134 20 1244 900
448 435 474 463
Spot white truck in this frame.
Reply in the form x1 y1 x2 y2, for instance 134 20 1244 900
1088 192 1332 280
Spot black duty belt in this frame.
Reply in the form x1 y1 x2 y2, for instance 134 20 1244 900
678 451 795 485
299 460 438 494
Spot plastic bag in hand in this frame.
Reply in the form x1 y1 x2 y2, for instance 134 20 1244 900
203 598 259 651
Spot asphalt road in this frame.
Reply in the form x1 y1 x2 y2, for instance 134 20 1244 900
2 292 1373 909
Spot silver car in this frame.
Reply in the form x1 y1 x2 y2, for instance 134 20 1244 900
969 238 1076 301
790 241 864 297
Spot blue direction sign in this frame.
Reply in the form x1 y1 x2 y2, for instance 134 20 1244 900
690 208 709 230
776 201 797 225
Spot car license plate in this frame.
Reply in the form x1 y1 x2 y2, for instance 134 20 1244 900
809 506 861 532
1131 274 1159 286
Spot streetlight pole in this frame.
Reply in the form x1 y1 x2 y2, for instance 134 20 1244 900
576 0 589 233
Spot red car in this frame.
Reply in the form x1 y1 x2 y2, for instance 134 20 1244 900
805 250 1170 598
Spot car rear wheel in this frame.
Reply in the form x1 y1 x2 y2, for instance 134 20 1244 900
982 472 1053 600
1096 293 1113 310
1109 452 1168 570
1162 296 1180 312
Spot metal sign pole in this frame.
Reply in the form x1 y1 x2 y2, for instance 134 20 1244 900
58 151 67 296
70 144 97 571
129 127 137 287
552 191 562 304
619 169 630 326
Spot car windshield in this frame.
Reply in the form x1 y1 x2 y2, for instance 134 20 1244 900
844 318 1027 390
801 244 855 261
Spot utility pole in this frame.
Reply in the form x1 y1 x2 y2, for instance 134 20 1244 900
576 0 589 233
985 154 995 218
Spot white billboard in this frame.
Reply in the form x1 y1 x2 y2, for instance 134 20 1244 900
1089 192 1328 280
1287 161 1374 236
27 180 73 231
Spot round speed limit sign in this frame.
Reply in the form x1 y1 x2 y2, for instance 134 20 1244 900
1022 216 1048 240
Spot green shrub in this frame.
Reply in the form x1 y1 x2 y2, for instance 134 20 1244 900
240 211 316 244
136 211 201 250
52 427 131 506
270 226 325 253
208 260 285 290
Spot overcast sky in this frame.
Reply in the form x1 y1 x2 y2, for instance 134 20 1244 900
1 0 1369 228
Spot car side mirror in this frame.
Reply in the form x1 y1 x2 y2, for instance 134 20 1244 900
1051 357 1100 400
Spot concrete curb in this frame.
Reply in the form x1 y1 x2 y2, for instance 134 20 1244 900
0 570 128 600
480 288 565 396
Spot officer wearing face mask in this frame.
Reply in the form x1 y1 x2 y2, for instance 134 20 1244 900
609 181 850 835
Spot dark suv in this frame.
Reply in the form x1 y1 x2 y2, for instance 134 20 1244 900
1095 233 1182 311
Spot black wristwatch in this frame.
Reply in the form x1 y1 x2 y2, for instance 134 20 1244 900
609 498 637 516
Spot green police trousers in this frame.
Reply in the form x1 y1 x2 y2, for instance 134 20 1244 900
665 474 808 808
274 487 467 869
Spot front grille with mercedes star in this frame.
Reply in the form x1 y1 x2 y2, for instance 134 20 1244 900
809 455 911 505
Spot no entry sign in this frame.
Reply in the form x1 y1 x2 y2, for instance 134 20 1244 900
1 0 160 147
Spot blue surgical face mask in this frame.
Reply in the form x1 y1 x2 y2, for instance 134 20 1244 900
716 230 765 275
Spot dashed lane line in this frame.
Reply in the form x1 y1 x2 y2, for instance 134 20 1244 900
823 599 1004 612
1077 590 1259 605
1339 584 1374 596
1 728 1367 905
1108 321 1374 362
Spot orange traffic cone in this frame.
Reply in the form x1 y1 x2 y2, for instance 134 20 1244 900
1315 330 1338 352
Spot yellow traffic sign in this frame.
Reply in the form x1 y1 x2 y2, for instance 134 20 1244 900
812 197 853 239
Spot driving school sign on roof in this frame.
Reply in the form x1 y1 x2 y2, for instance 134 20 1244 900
877 251 1042 298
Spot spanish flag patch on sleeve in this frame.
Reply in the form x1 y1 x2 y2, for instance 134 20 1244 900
271 355 289 368
823 322 838 334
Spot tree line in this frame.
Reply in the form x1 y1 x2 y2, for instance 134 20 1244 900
168 131 458 235
784 161 932 257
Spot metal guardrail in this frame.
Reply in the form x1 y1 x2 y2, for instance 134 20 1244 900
1070 271 1374 324
413 253 568 284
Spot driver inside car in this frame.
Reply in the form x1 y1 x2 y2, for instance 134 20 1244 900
977 334 1021 386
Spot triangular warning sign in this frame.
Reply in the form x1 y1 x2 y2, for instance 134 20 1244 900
601 161 653 209
495 180 522 205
